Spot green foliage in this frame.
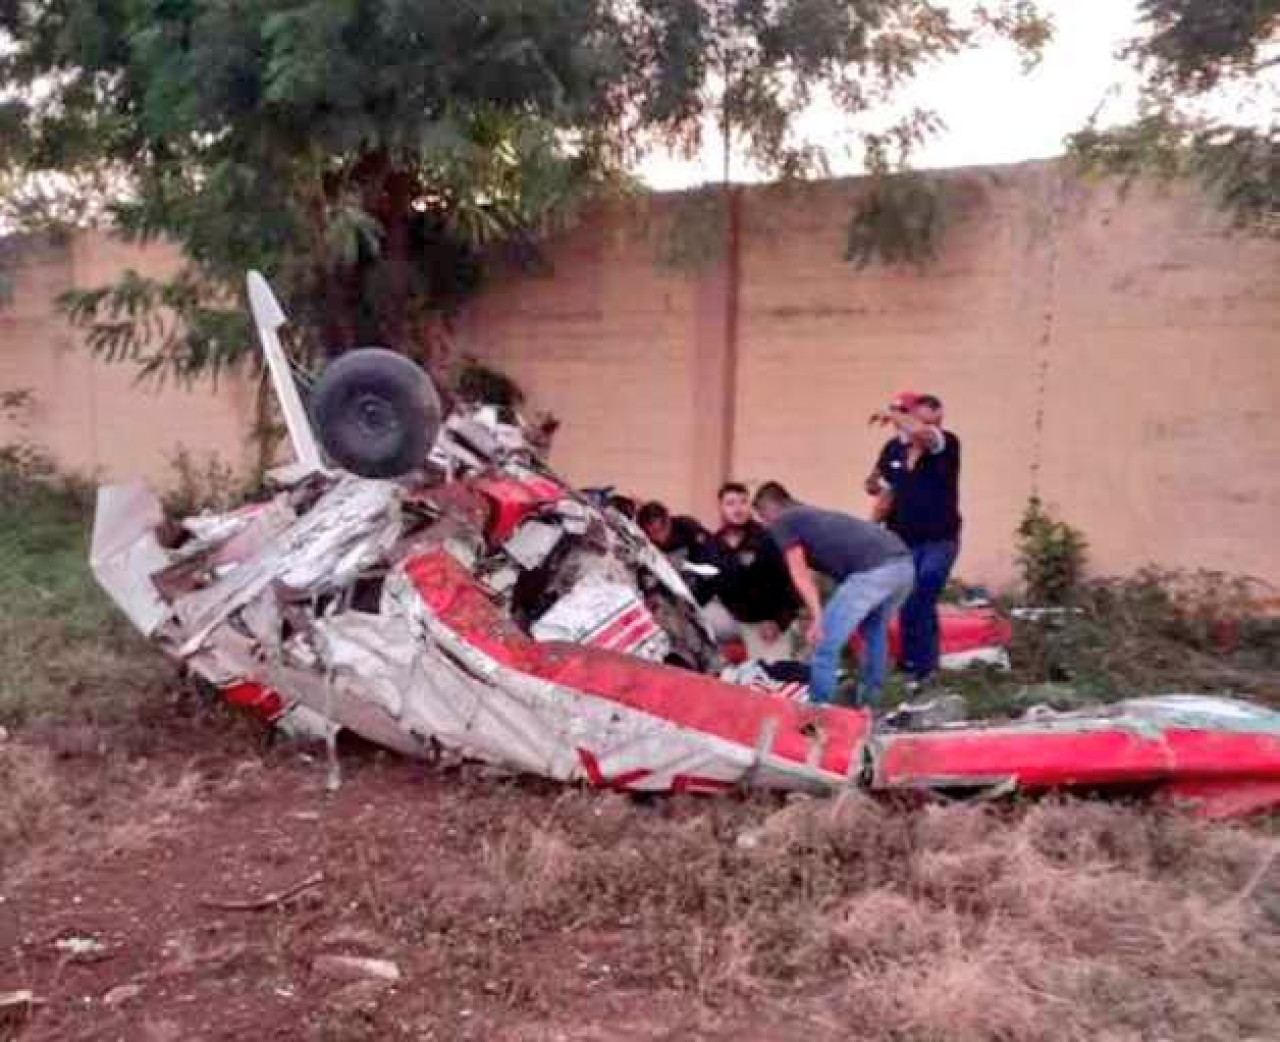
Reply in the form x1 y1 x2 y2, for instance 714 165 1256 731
162 446 257 517
1070 1 1278 233
1 0 630 379
1011 568 1280 704
1128 0 1280 93
57 269 252 385
0 446 171 729
1016 497 1088 606
845 172 944 267
1 1 1054 365
654 186 731 271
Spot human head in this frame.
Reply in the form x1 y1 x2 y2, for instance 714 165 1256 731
637 501 672 546
751 481 795 524
717 481 750 527
607 493 637 520
914 393 943 425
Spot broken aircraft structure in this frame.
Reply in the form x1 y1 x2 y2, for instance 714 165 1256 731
90 273 1280 818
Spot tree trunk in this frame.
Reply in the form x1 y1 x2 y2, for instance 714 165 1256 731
379 169 414 351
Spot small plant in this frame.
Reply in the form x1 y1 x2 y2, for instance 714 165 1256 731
163 446 250 516
653 186 729 272
845 173 945 268
1016 497 1089 606
0 390 95 507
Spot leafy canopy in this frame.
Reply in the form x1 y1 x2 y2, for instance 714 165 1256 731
1070 0 1279 231
0 1 1050 381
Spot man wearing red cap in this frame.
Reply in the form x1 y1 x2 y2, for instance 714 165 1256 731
866 391 962 687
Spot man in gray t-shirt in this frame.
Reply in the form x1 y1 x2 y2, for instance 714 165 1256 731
753 481 914 707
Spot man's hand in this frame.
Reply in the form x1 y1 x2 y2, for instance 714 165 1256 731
758 619 781 644
806 617 823 647
863 472 884 496
783 545 824 649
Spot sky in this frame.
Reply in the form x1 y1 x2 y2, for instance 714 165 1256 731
639 0 1146 189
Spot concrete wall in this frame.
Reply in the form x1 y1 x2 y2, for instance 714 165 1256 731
0 233 259 488
461 162 1280 588
3 160 1278 589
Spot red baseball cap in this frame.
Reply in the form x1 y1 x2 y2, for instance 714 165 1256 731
889 390 921 411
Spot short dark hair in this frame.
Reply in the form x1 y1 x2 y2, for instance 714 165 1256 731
718 481 749 500
917 394 943 410
636 501 670 528
752 481 794 510
607 494 637 519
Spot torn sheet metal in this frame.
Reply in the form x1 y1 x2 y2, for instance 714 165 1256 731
503 519 563 570
870 695 1280 804
89 482 172 636
532 576 671 662
247 271 324 474
91 447 1280 815
87 274 1280 816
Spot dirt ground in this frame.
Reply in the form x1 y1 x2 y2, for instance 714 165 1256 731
3 698 1279 1042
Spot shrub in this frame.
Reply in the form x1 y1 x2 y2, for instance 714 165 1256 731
1016 497 1089 605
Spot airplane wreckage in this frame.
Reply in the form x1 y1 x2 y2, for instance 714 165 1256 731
90 273 1280 819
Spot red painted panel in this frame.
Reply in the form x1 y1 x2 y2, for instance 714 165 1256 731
472 475 563 544
852 605 1012 659
405 549 871 780
876 729 1175 788
1159 729 1280 778
222 681 286 722
877 727 1280 791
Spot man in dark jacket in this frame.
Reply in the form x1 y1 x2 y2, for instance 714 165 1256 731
866 391 962 686
704 482 800 661
637 500 720 603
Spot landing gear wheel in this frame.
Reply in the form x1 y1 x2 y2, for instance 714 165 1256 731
310 348 442 478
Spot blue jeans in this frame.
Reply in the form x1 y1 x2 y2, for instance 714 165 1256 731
809 558 915 707
900 540 960 681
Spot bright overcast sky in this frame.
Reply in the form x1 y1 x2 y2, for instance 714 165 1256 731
640 0 1145 189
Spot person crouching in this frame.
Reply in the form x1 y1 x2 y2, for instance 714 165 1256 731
753 482 914 707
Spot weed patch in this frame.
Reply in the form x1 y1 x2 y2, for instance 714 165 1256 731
0 456 173 735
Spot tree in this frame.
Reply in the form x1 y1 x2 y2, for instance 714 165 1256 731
628 1 1050 268
1070 1 1279 232
2 0 634 382
0 1 1051 385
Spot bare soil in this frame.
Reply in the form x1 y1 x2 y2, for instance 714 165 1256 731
3 702 1279 1042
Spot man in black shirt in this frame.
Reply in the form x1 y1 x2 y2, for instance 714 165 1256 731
867 392 962 685
704 482 800 662
637 500 720 604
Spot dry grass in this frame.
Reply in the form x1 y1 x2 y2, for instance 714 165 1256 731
0 469 174 734
0 743 67 854
406 789 1280 1042
3 450 1279 1040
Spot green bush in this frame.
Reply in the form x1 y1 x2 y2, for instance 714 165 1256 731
1016 497 1089 606
0 447 173 730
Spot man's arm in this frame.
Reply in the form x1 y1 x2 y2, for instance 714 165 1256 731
871 488 894 524
889 410 945 453
783 545 825 644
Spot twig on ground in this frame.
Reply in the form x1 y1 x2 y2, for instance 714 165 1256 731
199 871 324 912
1170 839 1279 956
1234 840 1280 907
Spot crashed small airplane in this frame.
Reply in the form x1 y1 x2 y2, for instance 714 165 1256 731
91 273 1280 818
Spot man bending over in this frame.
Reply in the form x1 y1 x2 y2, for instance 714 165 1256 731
753 482 914 707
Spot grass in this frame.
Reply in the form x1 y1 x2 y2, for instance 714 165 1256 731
374 784 1280 1041
0 455 1276 1041
0 456 173 733
877 570 1280 718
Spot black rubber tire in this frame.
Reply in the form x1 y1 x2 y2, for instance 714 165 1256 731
309 348 442 478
